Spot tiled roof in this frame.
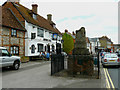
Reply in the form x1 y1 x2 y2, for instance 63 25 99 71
11 2 61 35
1 6 26 31
99 36 112 43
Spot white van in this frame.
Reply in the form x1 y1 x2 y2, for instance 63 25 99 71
0 47 21 70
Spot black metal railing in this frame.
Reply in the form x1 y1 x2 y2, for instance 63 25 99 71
51 54 64 75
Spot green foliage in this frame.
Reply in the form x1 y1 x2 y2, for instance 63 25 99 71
62 33 74 54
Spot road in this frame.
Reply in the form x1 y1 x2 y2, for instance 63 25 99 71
106 66 120 89
100 55 120 89
1 60 107 88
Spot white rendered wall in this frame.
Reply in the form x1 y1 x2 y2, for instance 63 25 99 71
25 21 62 56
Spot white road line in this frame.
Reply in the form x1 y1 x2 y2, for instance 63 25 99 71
105 68 115 89
103 68 111 88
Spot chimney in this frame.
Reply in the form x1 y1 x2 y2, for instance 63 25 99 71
47 14 52 21
7 0 20 4
65 29 68 33
32 4 38 14
72 31 75 35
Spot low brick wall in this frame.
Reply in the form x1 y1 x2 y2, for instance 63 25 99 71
68 55 94 76
21 56 29 63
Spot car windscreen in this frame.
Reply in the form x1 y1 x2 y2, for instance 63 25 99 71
105 54 118 58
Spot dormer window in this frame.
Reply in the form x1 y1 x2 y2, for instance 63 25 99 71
53 25 56 29
33 14 37 20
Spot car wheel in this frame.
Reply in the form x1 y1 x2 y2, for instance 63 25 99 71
13 61 20 70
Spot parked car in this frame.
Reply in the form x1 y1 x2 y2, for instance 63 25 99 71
116 50 120 57
0 47 21 70
101 53 120 67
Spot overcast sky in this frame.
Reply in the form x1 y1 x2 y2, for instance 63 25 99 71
0 0 119 44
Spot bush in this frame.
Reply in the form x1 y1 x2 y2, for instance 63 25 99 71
62 33 74 54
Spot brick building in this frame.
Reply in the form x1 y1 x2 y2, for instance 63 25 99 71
99 36 114 52
0 5 26 57
1 0 62 58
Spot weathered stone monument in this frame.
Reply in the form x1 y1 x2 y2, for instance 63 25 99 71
68 27 94 76
72 27 89 55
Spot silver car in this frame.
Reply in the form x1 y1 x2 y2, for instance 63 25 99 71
0 47 21 70
102 53 120 67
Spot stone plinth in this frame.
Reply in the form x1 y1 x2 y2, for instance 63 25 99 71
68 55 94 76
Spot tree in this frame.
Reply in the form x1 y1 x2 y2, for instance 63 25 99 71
62 33 74 54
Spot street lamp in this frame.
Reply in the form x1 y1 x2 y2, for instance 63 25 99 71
97 38 100 79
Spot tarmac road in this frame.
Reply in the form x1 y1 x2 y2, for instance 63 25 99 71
107 66 120 89
1 60 107 88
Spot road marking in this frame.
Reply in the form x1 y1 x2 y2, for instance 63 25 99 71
103 68 110 88
105 68 115 89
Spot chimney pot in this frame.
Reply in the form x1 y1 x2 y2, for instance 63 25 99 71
47 14 52 21
65 29 68 33
32 4 38 14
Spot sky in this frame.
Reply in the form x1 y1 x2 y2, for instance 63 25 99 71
0 0 119 44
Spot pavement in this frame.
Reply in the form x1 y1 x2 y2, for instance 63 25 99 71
18 60 107 88
20 60 50 68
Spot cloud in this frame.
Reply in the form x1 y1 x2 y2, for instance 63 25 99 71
56 17 69 23
104 26 118 32
71 14 95 20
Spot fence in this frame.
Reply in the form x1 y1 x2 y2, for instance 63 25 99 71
51 54 64 75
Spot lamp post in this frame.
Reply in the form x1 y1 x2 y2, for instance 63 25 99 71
97 38 100 79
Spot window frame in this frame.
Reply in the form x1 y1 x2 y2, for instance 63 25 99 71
37 44 43 52
10 46 19 55
31 45 35 53
11 29 17 37
31 33 36 39
37 28 44 37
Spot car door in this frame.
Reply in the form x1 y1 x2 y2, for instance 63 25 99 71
1 49 12 67
0 49 2 68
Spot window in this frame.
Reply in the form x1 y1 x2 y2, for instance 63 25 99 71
31 33 36 39
33 14 37 20
38 44 43 52
45 31 49 38
49 33 52 39
11 29 17 37
37 28 44 37
2 49 9 56
51 33 53 39
53 25 56 29
105 54 117 58
31 45 35 53
10 46 19 55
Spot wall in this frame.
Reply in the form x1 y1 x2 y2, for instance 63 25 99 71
1 27 25 56
25 21 62 56
99 39 107 48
